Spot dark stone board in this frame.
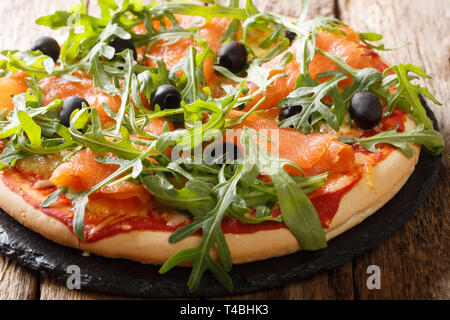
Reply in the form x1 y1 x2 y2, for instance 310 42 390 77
0 104 442 298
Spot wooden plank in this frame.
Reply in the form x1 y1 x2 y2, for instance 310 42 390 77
39 276 128 300
338 0 450 299
0 0 81 300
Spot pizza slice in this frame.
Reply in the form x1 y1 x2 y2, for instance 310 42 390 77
0 0 444 292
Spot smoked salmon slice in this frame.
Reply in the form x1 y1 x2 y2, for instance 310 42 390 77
228 111 355 177
0 71 122 123
39 74 122 123
135 15 234 84
49 117 172 206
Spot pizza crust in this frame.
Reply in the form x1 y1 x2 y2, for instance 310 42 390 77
0 116 420 265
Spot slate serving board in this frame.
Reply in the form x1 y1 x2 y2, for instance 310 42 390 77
0 104 442 298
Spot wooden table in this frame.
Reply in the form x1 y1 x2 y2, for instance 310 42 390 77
0 0 448 300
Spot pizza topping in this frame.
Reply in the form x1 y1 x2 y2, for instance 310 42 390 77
349 92 382 130
60 96 90 127
217 41 248 74
0 0 445 293
278 105 303 123
203 142 243 165
16 152 69 180
150 84 182 111
0 72 29 112
30 36 60 62
229 111 355 176
108 38 137 61
285 30 296 44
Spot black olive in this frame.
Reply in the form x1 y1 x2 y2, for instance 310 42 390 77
217 41 248 74
30 36 60 62
349 92 382 130
279 105 303 122
204 142 243 165
108 37 137 61
60 96 89 127
151 84 182 110
285 30 297 44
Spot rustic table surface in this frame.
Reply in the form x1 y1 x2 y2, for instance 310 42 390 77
0 0 448 300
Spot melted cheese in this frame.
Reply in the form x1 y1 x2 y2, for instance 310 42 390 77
16 151 71 179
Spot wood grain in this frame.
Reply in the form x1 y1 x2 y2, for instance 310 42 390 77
338 0 450 299
0 0 81 51
39 276 126 300
227 264 354 300
0 0 81 300
253 0 335 18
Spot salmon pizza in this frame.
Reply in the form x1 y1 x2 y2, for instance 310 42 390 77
0 0 445 292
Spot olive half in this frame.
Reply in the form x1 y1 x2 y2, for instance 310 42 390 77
217 41 248 74
60 96 89 127
30 36 60 62
150 84 182 110
349 92 382 130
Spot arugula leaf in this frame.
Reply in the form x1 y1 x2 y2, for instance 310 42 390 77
17 111 42 148
341 67 382 102
251 38 290 65
0 50 55 79
177 100 226 150
339 124 444 157
171 46 208 104
220 0 240 42
242 7 343 86
0 140 30 169
110 50 136 134
0 0 444 296
41 187 67 208
141 174 215 216
245 63 287 91
65 190 90 240
157 165 243 292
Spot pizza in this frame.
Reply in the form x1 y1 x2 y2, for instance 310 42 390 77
0 0 445 293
